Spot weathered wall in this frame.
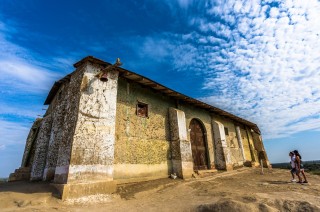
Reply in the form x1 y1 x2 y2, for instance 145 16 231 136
252 132 264 152
225 122 243 166
30 115 52 181
54 66 84 184
212 120 227 170
235 126 246 162
239 126 253 163
67 62 119 183
246 127 259 166
251 132 270 167
21 118 42 168
179 103 215 169
114 78 174 180
43 84 69 181
212 115 243 168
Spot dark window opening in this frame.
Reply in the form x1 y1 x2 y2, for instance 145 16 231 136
136 102 148 117
224 127 229 136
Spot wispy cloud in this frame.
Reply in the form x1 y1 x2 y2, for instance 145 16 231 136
0 102 41 118
200 0 320 139
0 58 59 92
1 0 319 143
139 37 173 61
0 19 58 153
140 0 320 139
176 0 194 9
0 119 30 151
0 20 61 93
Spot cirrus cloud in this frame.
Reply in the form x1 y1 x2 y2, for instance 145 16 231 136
142 0 320 139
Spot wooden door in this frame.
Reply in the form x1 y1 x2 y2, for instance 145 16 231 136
190 119 208 170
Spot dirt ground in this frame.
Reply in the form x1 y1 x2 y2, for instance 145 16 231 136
1 168 320 212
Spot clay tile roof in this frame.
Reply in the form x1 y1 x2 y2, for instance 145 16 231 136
44 56 261 134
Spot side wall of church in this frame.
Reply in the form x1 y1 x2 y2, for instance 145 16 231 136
21 118 43 168
53 66 85 184
114 77 264 178
114 78 175 180
211 115 247 168
43 83 69 181
30 114 52 180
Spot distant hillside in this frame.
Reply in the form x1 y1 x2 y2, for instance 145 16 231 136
272 160 320 175
0 178 8 183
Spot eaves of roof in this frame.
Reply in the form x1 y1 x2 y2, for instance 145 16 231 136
44 56 261 134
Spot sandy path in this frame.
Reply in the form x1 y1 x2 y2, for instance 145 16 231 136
1 168 320 211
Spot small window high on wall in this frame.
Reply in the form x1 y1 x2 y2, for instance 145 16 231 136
136 102 148 118
224 127 229 136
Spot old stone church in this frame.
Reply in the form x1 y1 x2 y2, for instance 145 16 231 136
10 56 270 199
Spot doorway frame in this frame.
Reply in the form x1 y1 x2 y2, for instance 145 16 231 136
189 118 210 171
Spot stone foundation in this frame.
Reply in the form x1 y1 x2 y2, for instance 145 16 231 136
8 167 31 182
52 181 117 200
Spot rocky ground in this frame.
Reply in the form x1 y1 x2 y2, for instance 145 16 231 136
1 168 320 212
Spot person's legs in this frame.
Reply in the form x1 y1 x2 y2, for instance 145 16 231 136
301 170 308 183
296 170 303 183
290 169 296 181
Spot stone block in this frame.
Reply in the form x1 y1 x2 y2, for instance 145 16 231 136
52 181 117 200
8 167 31 182
169 108 194 179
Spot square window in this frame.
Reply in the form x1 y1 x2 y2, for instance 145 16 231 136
136 102 148 118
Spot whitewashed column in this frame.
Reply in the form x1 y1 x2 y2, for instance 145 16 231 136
169 107 194 178
212 120 232 170
235 126 246 162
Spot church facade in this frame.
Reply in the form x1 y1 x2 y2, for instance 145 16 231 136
10 56 270 199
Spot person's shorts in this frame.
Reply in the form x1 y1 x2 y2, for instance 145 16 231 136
291 168 296 174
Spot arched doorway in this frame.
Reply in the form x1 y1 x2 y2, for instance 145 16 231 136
189 119 209 170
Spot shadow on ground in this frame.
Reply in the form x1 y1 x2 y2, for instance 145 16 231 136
265 180 292 185
0 181 58 195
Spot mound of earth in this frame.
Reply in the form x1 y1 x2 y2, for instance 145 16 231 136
196 199 319 212
1 168 320 211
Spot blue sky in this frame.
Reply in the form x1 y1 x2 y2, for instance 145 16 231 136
0 0 320 177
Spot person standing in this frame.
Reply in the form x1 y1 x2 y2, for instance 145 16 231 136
294 150 308 183
289 152 298 182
